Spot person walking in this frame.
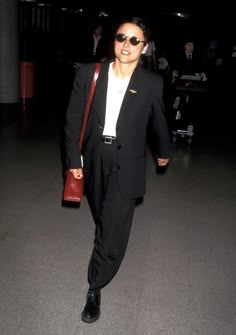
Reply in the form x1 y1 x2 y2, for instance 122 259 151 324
64 19 171 324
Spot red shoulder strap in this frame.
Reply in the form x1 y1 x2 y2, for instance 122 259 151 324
79 63 101 150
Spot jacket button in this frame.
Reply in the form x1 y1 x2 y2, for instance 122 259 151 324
118 145 122 149
117 165 121 170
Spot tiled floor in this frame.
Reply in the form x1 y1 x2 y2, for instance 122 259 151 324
0 85 236 334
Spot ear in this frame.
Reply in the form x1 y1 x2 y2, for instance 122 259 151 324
141 43 148 54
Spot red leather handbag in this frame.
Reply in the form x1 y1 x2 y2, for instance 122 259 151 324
63 63 101 202
63 170 84 202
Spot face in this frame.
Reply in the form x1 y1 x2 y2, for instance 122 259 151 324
114 23 148 65
95 25 103 36
184 42 194 54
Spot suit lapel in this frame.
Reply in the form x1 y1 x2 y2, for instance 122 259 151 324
117 69 140 124
93 64 142 129
93 63 109 127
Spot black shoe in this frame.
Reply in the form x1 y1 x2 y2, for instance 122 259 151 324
81 289 101 323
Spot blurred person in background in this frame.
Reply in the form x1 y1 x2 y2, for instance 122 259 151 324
171 40 207 81
74 21 111 68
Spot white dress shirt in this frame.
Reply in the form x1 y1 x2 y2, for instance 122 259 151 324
103 63 131 137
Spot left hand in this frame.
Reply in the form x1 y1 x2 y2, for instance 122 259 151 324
157 158 170 166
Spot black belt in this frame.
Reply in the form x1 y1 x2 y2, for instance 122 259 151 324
102 135 116 144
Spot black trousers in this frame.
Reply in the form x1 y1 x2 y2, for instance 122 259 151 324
86 141 136 290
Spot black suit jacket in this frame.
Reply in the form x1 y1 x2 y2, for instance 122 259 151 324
174 52 205 76
65 62 171 198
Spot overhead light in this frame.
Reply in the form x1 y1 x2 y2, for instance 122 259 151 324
38 3 53 6
99 10 109 17
172 12 191 19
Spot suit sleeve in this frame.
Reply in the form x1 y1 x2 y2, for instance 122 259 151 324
64 65 91 168
149 75 172 159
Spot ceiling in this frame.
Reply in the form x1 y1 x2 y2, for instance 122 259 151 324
19 0 235 37
20 0 229 16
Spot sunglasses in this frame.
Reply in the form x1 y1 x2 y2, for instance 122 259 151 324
115 33 146 46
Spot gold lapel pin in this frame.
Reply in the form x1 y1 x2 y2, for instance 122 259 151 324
129 89 137 94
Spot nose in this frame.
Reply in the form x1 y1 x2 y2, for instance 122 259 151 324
123 37 131 47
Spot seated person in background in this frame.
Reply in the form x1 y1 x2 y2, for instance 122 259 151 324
172 40 207 81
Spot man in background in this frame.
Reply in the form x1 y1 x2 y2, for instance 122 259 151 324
74 21 111 67
172 40 207 81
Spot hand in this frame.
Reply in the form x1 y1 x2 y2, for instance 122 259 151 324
157 158 170 166
172 70 178 79
200 72 207 81
69 168 83 179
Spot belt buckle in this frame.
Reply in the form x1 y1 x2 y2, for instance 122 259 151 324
104 136 113 144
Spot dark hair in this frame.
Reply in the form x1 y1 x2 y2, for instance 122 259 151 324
113 19 151 45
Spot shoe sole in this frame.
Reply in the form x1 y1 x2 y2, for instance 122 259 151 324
81 312 100 323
